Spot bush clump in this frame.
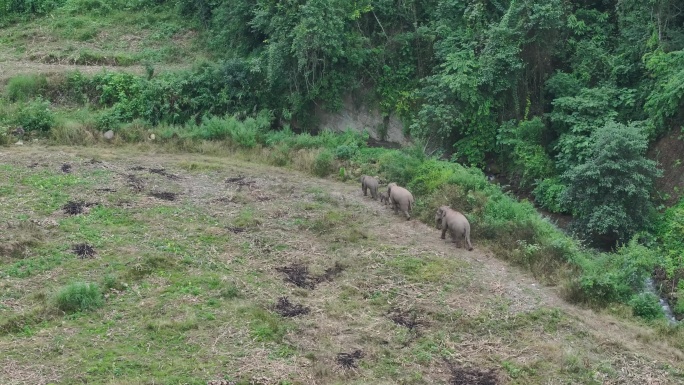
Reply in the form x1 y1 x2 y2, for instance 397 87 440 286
53 282 104 313
15 98 55 133
6 74 48 102
629 293 664 321
312 149 334 177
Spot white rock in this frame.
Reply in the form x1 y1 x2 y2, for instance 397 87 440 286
15 140 23 146
103 130 114 140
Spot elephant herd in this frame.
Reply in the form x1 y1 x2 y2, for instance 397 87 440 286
360 175 473 251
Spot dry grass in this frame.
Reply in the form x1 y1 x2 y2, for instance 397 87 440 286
0 145 683 384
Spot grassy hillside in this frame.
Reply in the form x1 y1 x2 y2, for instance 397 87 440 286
1 145 683 385
0 0 206 82
2 2 684 383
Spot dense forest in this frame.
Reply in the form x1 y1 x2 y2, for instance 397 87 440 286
1 0 684 317
175 0 684 245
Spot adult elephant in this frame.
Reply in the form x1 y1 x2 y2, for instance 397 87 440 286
360 175 379 199
435 206 473 251
387 183 414 220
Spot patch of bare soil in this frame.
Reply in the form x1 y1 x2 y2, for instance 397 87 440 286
649 128 684 206
126 174 145 192
62 201 85 215
148 168 179 180
94 188 116 193
276 262 344 290
336 350 364 369
61 163 72 173
72 243 96 259
62 201 97 215
388 308 422 330
447 362 499 385
227 227 245 234
276 263 317 289
225 176 257 189
149 191 177 201
273 297 310 317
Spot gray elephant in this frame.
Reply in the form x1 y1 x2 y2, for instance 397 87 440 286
360 175 379 199
435 206 473 251
387 183 415 220
379 192 389 205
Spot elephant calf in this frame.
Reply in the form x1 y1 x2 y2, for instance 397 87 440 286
387 183 415 220
379 192 389 205
360 175 379 199
435 206 473 251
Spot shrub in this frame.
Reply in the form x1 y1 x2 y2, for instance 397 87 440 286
312 149 334 177
50 121 95 145
15 98 55 133
95 109 122 131
334 144 357 160
377 149 422 186
567 238 658 305
562 121 661 245
54 282 104 313
629 293 664 321
230 116 259 148
265 144 291 167
497 118 554 187
6 74 48 102
532 177 568 213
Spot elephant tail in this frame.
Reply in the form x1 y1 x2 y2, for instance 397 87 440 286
465 224 473 251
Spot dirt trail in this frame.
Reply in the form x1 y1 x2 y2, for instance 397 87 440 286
324 176 684 367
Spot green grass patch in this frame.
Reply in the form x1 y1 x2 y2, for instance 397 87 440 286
53 282 104 313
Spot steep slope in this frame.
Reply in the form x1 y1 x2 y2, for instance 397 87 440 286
0 145 682 384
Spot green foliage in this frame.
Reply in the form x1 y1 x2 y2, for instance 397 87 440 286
655 197 684 300
312 149 334 177
550 86 638 172
562 121 661 245
5 74 48 102
95 109 122 131
53 282 104 313
644 50 684 136
497 118 554 187
629 293 664 321
15 98 55 132
334 144 357 160
377 149 422 187
532 177 568 213
570 239 658 305
0 0 67 18
407 160 463 198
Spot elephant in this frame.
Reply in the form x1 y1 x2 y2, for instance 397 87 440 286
360 175 379 199
379 192 389 205
435 206 473 251
387 183 415 220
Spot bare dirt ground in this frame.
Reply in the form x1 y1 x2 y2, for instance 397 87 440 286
1 145 683 385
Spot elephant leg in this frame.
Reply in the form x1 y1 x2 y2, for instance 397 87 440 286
401 203 410 220
371 187 377 199
362 185 367 196
441 226 447 239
